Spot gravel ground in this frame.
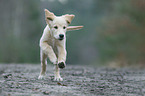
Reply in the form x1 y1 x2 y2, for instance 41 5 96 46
0 64 145 96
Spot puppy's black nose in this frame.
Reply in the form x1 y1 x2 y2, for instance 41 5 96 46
59 34 64 38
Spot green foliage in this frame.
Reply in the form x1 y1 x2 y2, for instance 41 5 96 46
96 0 145 64
0 0 145 66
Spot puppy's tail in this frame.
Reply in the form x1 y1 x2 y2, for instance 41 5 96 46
67 26 83 31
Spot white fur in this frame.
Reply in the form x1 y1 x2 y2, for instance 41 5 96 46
38 9 83 81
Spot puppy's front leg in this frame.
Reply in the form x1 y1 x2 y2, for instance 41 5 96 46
54 43 66 81
40 41 57 64
57 45 67 69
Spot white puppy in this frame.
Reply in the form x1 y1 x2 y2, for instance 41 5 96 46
38 9 83 81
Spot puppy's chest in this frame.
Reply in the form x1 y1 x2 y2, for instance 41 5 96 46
48 38 58 54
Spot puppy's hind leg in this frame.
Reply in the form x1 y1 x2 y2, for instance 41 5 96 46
54 65 63 81
38 50 47 79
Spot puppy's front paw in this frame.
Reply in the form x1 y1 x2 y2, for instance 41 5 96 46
38 74 45 79
54 76 63 81
58 62 66 69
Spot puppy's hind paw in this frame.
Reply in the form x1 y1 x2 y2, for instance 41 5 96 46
38 75 45 79
54 77 63 81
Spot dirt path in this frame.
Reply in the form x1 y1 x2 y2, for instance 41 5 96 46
0 64 145 96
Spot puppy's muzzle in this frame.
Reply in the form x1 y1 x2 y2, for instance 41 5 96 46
59 34 64 40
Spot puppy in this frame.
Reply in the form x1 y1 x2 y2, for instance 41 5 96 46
38 9 83 81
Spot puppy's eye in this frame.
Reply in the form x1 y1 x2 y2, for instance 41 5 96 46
63 26 66 29
54 26 58 29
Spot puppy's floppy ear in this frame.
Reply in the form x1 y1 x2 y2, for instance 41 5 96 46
67 26 83 31
64 14 75 24
44 9 55 22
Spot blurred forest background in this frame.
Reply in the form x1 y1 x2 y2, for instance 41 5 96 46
0 0 145 67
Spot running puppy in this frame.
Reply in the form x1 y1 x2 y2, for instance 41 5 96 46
38 9 83 81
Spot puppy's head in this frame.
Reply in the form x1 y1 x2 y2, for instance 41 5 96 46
44 9 74 40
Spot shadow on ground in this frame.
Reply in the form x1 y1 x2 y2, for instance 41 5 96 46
0 64 145 96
